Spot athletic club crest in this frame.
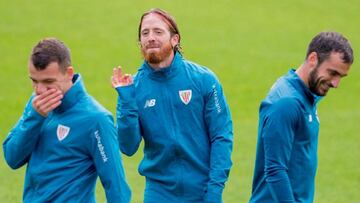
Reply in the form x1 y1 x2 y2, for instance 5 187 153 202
57 124 70 141
179 89 192 105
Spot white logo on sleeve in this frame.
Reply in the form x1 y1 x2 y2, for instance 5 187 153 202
57 124 70 141
179 90 192 105
315 110 320 123
95 130 108 163
212 84 222 113
144 99 156 108
308 114 313 122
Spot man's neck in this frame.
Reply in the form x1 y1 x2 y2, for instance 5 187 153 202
295 63 310 87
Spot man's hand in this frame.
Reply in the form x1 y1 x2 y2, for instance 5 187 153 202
32 89 63 117
111 66 133 88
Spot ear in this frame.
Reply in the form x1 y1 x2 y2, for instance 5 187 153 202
307 52 318 69
66 66 74 79
170 34 180 47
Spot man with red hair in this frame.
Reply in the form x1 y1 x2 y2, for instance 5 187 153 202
112 8 233 203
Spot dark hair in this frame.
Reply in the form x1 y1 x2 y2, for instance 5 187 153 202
138 8 182 53
306 31 354 65
30 38 71 72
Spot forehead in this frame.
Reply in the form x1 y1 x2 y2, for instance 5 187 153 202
29 62 62 79
141 13 170 30
322 52 351 75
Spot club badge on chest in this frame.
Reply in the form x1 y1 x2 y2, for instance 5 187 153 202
57 124 70 141
179 89 192 105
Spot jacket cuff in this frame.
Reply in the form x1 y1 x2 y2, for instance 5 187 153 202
204 189 223 203
115 85 135 103
22 100 46 121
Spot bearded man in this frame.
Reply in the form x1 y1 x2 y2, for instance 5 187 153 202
111 8 233 203
250 31 354 203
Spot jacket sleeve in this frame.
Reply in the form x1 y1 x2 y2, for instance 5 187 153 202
202 74 233 203
3 97 45 169
261 98 301 203
115 85 142 156
88 114 131 203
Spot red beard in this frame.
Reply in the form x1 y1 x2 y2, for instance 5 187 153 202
141 42 173 64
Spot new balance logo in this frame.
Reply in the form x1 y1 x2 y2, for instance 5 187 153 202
144 99 156 108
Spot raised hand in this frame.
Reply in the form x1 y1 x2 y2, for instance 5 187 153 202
32 89 63 117
111 66 133 88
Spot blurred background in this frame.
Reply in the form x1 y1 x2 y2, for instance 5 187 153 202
0 0 359 202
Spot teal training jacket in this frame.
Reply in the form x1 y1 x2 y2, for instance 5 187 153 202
250 69 321 203
115 52 233 203
3 74 131 203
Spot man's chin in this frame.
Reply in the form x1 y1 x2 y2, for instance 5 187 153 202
314 89 328 96
145 54 162 64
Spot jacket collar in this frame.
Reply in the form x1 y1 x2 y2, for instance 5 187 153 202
54 74 87 113
287 69 323 105
142 51 183 81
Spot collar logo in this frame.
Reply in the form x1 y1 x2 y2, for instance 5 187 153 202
57 124 70 141
179 89 192 105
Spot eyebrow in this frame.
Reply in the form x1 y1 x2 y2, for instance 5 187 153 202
29 76 56 82
330 69 347 77
142 26 165 31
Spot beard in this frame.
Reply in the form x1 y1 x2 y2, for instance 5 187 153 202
141 41 173 64
308 67 330 96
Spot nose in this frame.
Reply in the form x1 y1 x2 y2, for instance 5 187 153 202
34 83 47 95
330 77 340 88
147 31 156 42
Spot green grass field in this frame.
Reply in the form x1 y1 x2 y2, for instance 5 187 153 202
1 0 359 202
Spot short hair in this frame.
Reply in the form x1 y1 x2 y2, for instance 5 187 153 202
138 8 182 53
306 31 354 65
30 38 71 72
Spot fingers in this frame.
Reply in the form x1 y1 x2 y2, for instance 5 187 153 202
111 66 122 88
112 66 122 82
123 74 134 85
34 88 57 101
33 89 63 117
111 66 133 88
40 92 63 112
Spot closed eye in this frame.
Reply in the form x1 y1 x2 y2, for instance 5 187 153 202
328 69 347 78
29 77 56 84
328 70 339 77
154 29 163 34
141 30 149 36
42 79 56 84
30 77 38 84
